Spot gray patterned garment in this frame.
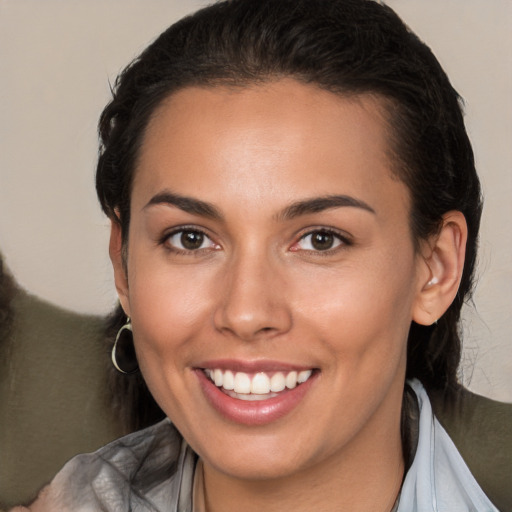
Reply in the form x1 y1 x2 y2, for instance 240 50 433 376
32 380 498 511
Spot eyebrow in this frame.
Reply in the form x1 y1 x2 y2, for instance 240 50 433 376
144 191 223 220
144 191 375 221
277 195 376 220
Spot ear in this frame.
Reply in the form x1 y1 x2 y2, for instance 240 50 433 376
413 211 468 326
109 219 131 317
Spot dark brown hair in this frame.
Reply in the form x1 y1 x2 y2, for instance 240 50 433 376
98 0 482 428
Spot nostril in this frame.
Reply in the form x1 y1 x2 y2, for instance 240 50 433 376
255 326 278 336
213 287 292 340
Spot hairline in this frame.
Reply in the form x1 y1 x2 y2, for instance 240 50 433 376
119 77 419 255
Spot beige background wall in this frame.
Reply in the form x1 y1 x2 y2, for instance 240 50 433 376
0 0 510 401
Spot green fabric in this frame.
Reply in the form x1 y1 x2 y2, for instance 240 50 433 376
0 289 124 509
430 387 512 512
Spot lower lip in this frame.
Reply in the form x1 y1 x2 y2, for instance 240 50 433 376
196 369 317 426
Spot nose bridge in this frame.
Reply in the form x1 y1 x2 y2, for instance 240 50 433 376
214 243 291 340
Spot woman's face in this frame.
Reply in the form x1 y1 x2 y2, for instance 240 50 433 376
113 79 431 481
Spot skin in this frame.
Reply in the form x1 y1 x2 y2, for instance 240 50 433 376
16 79 466 512
112 80 466 511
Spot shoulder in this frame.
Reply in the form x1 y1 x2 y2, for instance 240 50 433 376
428 386 512 512
55 417 183 483
21 419 192 511
7 487 51 512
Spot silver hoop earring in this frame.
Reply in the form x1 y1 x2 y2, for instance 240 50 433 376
111 317 139 374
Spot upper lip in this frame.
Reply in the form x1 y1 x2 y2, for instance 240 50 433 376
196 359 315 373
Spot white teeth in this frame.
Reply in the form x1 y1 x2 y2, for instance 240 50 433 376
223 370 234 390
205 368 313 397
251 372 271 394
234 372 251 394
285 371 298 389
270 373 286 392
298 370 312 383
214 369 223 387
225 390 279 401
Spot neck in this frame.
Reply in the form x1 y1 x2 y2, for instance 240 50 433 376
201 389 406 512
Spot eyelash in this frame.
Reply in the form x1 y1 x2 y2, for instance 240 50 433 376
160 226 218 255
160 226 352 256
292 228 352 255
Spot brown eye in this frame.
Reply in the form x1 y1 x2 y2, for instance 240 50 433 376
181 230 204 250
166 229 217 251
311 231 335 250
295 230 345 252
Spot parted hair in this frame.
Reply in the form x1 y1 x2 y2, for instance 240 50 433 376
98 0 482 429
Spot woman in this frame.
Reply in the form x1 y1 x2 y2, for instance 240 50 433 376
16 0 508 510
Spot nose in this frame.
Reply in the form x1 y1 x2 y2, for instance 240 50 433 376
213 249 292 341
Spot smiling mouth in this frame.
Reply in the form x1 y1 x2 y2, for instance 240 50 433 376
203 368 314 401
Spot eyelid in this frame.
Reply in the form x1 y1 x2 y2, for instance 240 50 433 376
290 227 353 252
160 225 220 252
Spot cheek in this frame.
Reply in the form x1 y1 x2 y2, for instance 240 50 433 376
125 257 215 384
126 271 211 421
291 251 417 362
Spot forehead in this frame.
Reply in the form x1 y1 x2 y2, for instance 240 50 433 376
142 80 393 159
133 79 409 217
